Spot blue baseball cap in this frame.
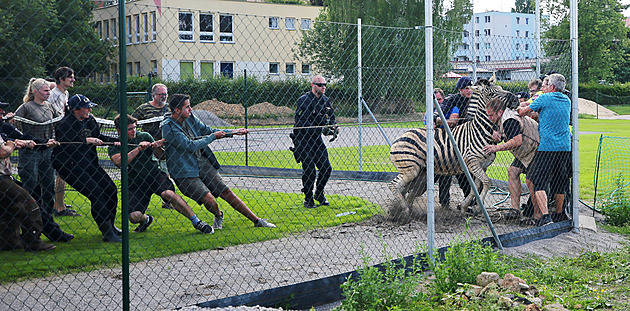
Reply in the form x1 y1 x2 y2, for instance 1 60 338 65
456 76 473 90
68 94 97 109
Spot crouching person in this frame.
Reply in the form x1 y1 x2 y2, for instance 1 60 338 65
0 136 55 251
108 115 214 234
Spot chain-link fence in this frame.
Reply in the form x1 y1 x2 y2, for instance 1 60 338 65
0 1 578 310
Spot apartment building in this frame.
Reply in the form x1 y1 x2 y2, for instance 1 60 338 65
92 0 321 82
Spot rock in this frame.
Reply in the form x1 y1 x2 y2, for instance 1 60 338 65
524 304 542 311
498 295 513 309
477 272 500 287
499 273 529 293
480 282 500 299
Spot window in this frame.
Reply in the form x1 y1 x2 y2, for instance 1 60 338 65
462 43 469 50
220 15 233 42
525 31 529 38
475 30 479 37
180 61 194 80
142 13 148 42
516 30 520 37
286 63 295 75
150 60 158 75
516 17 520 24
95 21 102 40
463 30 469 37
476 56 480 61
484 29 491 36
111 18 117 43
301 19 311 30
475 43 480 50
269 62 279 75
134 14 140 43
525 44 529 50
179 12 194 41
485 43 491 49
475 16 479 23
200 13 214 42
127 62 133 75
485 16 490 23
301 64 310 75
269 17 279 29
220 62 233 79
151 12 157 41
516 43 520 50
526 18 529 24
104 20 109 41
126 16 132 44
135 62 141 76
200 62 214 80
286 18 295 30
485 55 491 61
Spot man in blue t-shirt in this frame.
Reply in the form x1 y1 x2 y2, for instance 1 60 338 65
518 73 571 226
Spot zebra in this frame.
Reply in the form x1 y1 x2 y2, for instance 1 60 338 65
388 83 518 217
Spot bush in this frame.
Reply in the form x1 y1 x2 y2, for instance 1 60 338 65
601 180 630 226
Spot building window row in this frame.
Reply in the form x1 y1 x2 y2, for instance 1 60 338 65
94 12 157 45
179 12 233 43
268 62 308 75
269 17 311 30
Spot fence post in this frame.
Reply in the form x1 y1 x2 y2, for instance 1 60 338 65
357 18 363 172
424 0 436 262
570 0 580 230
244 69 249 166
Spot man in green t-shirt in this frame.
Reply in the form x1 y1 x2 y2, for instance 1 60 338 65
108 115 213 234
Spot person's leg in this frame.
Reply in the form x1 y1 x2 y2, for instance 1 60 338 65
17 149 39 203
218 189 257 222
528 152 553 225
54 175 70 212
161 190 194 218
314 143 332 204
301 156 317 206
508 164 524 212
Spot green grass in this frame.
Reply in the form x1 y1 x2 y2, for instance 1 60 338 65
606 105 630 115
1 189 380 283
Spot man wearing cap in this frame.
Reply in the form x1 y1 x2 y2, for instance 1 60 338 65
434 76 474 209
52 94 121 242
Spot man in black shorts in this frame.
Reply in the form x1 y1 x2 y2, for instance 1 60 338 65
108 115 214 233
482 98 539 221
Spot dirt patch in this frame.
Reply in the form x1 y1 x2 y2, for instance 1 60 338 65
578 98 618 117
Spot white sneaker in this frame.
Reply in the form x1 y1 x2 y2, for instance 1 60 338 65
254 218 276 228
213 213 224 230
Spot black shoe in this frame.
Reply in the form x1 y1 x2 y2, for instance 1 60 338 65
314 194 329 206
304 201 317 209
54 209 81 217
535 214 554 227
45 231 75 243
113 226 123 236
503 209 521 220
102 231 122 243
134 215 154 233
23 240 56 252
551 211 570 222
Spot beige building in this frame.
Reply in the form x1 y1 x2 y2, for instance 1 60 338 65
92 0 322 82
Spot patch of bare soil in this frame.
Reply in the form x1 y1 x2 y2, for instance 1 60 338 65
578 98 618 117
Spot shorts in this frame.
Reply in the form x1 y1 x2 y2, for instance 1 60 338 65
129 171 176 213
510 158 527 175
528 151 571 193
174 160 228 204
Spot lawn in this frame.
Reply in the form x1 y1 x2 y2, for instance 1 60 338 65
1 188 380 283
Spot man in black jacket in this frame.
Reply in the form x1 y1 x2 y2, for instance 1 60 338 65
292 76 339 209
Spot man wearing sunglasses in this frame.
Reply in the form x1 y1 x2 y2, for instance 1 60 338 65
292 75 338 209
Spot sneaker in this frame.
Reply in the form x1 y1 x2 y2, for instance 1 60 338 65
551 211 570 222
102 231 122 243
54 209 81 217
503 209 521 220
314 194 329 206
304 200 317 209
254 218 277 228
213 213 224 230
24 241 56 252
535 214 554 227
134 215 154 233
194 221 214 234
161 202 175 209
46 231 74 243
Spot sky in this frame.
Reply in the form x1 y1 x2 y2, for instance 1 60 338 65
473 0 630 16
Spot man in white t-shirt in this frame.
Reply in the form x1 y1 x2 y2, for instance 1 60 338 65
49 67 79 217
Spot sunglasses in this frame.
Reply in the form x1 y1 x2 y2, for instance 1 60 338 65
314 83 327 87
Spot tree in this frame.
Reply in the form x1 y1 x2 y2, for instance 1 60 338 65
295 0 472 113
542 0 630 83
512 0 536 14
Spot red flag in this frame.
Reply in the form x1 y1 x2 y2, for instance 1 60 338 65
154 0 161 15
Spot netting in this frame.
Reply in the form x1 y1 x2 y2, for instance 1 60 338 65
594 136 630 210
0 1 578 310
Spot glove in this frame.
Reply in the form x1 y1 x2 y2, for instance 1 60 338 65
322 126 339 142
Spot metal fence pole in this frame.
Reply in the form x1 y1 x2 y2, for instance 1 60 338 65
424 0 436 262
357 18 363 172
570 0 580 230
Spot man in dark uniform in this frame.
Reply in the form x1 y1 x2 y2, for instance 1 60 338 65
292 75 339 209
435 76 473 209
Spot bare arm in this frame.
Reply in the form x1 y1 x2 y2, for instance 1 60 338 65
110 141 151 168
